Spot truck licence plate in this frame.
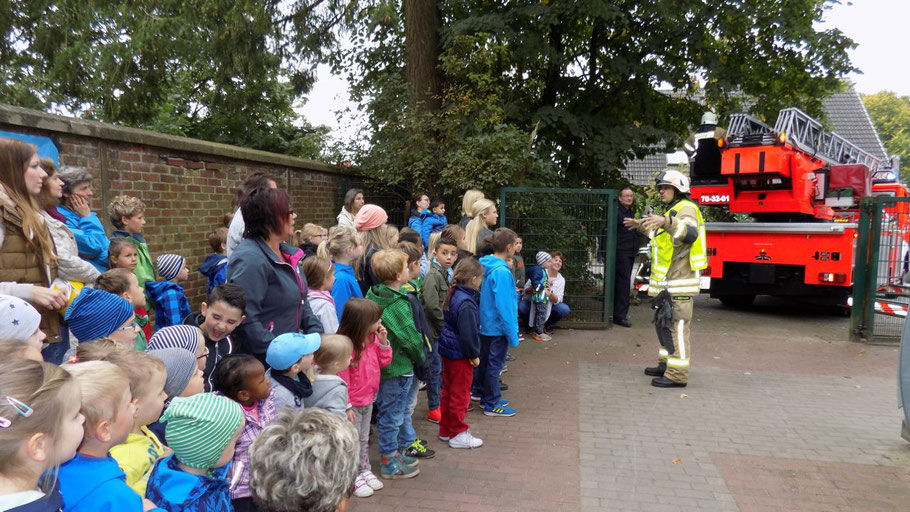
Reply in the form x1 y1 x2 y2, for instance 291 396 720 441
699 276 711 290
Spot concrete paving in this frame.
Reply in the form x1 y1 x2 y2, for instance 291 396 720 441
349 296 909 512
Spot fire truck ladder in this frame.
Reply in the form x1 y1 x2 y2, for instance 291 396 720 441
774 108 880 171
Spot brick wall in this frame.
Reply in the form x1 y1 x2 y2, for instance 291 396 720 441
0 105 357 309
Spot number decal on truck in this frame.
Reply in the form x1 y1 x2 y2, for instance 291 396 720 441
700 194 730 204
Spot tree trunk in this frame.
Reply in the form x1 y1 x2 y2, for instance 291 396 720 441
404 0 442 112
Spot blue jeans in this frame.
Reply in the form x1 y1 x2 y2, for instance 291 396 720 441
426 340 442 410
476 335 508 409
399 374 420 450
546 302 571 329
375 375 415 456
42 327 69 364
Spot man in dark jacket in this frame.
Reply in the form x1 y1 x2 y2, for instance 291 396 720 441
614 186 638 327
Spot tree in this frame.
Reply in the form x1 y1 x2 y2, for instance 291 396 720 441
343 0 856 193
863 91 910 180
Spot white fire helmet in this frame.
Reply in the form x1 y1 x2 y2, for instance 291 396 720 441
655 170 690 194
701 111 718 125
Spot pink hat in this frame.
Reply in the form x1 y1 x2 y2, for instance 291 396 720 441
354 204 388 231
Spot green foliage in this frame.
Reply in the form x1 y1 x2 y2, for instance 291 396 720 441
862 91 910 181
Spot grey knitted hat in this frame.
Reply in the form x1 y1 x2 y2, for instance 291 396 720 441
149 348 197 399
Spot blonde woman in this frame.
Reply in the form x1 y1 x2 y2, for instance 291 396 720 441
458 189 484 228
464 198 498 256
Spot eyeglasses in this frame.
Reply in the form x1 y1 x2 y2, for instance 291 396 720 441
114 324 138 332
197 351 210 360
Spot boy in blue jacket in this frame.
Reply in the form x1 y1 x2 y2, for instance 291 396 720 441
147 254 192 330
420 198 447 248
476 228 520 417
199 227 229 293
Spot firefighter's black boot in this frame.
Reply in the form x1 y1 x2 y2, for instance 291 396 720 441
651 376 686 388
644 363 666 377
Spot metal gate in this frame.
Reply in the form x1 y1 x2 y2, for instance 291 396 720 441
851 195 910 342
500 187 618 329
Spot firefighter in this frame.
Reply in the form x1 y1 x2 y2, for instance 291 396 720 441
685 111 726 182
623 170 707 388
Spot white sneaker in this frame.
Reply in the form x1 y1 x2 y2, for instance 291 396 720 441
448 430 483 449
362 470 384 491
353 475 374 497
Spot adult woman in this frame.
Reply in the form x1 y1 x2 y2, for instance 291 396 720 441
458 189 484 228
519 251 570 334
56 166 110 272
226 172 277 256
464 198 497 255
407 191 429 234
353 204 391 294
0 139 67 351
227 187 323 363
38 159 100 284
337 188 365 228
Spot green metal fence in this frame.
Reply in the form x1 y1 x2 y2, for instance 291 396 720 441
500 187 618 329
851 195 910 342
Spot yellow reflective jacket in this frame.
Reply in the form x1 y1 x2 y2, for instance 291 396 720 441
640 199 707 296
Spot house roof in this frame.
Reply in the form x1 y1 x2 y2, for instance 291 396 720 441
821 90 889 160
621 152 668 186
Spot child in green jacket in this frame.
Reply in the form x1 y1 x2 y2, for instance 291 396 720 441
109 194 156 289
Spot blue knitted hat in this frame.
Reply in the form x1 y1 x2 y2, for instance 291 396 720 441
64 287 134 342
156 254 185 281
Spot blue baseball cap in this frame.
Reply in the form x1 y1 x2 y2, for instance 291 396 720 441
266 332 322 370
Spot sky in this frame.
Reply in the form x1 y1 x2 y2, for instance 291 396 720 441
298 0 908 135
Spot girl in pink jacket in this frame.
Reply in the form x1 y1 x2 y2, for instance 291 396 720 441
338 298 392 497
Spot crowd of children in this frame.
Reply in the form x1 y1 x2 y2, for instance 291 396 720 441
0 164 572 511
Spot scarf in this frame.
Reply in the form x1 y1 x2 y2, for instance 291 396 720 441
272 372 313 400
307 289 335 305
45 206 67 223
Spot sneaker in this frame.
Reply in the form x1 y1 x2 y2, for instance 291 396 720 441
380 457 419 479
396 452 418 467
403 439 436 459
362 470 384 491
532 332 552 342
353 474 374 497
517 332 525 342
426 408 441 424
505 353 516 361
499 379 509 391
418 380 427 390
448 430 484 449
497 398 510 407
438 434 451 442
416 437 428 448
500 364 508 374
470 394 481 402
484 405 517 417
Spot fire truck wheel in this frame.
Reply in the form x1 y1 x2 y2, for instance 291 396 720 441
718 294 756 308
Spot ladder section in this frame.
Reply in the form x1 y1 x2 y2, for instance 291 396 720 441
774 108 880 171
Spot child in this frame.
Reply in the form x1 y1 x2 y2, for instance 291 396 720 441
147 348 205 400
247 409 360 512
302 256 338 334
397 241 423 293
145 393 244 512
147 254 192 330
365 250 427 479
147 325 208 370
318 225 363 319
476 228 520 417
94 268 150 350
78 344 169 496
296 223 326 258
0 337 44 362
184 284 247 391
512 236 526 295
0 359 84 512
438 258 485 448
420 197 447 248
398 229 429 279
337 298 392 498
199 227 229 294
108 237 152 341
212 354 275 512
265 332 321 410
385 225 399 246
526 251 554 342
57 361 151 511
109 195 156 291
419 236 458 424
0 294 46 351
441 224 473 266
303 334 354 418
64 287 139 346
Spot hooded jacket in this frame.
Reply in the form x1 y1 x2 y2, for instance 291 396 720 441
419 211 446 248
302 374 350 416
307 289 338 334
419 261 449 339
145 454 231 512
366 284 426 378
226 238 323 364
330 262 361 319
197 253 227 294
57 205 109 273
58 453 152 511
438 285 481 360
183 312 233 392
111 230 155 292
146 280 192 330
407 208 426 234
41 210 100 283
478 254 519 347
339 332 392 406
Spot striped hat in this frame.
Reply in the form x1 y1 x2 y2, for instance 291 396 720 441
147 325 202 353
0 294 41 341
64 287 134 342
156 254 185 281
535 251 552 266
149 348 198 399
163 393 244 469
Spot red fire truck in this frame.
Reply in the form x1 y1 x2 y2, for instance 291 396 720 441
687 108 906 307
